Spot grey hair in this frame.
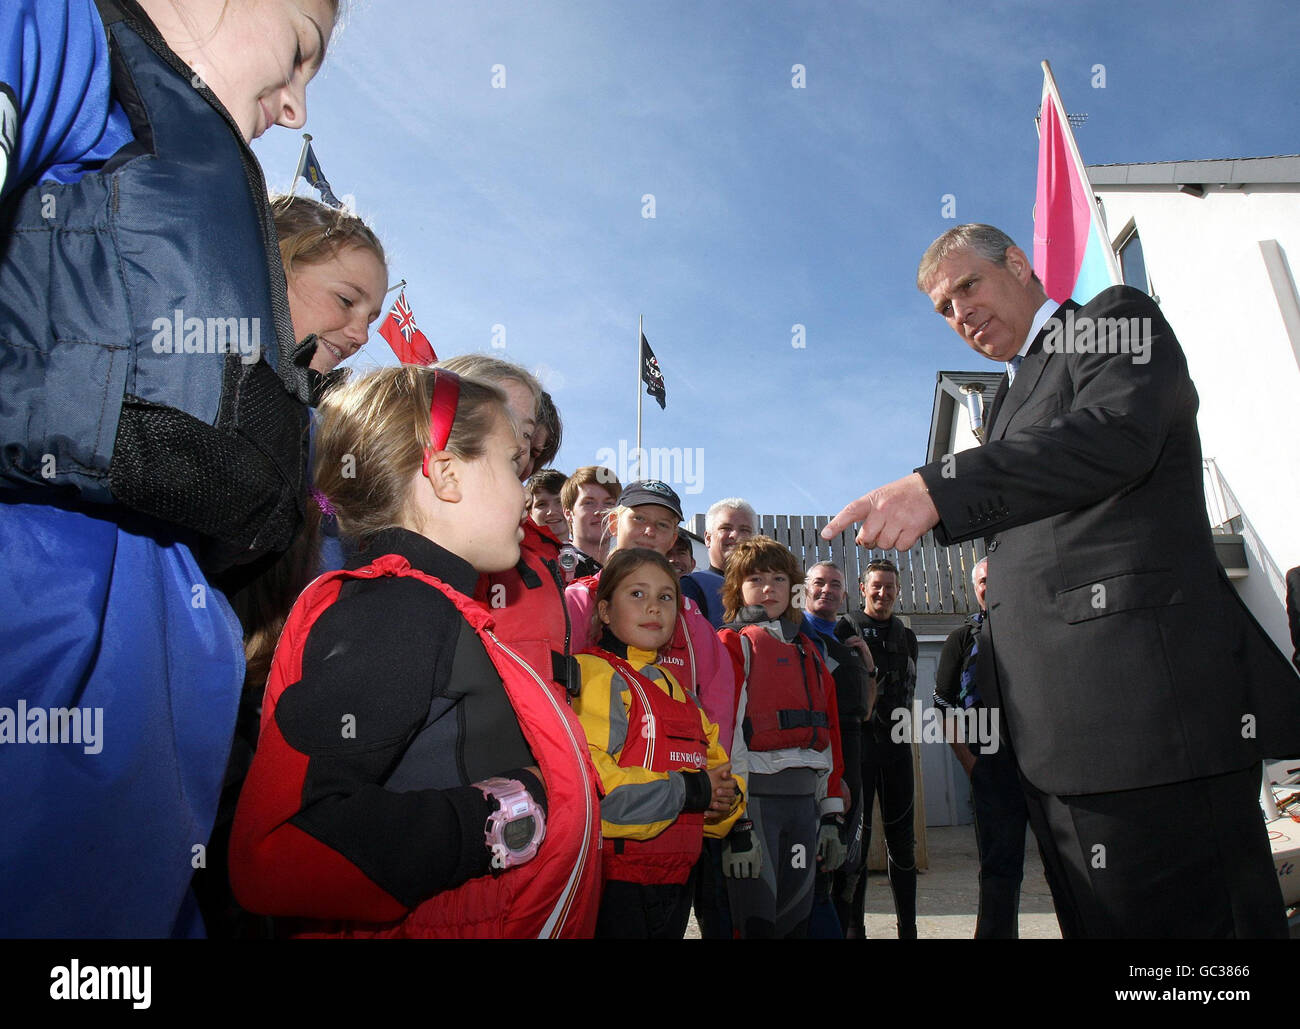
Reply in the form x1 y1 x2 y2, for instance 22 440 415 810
805 561 844 580
705 497 757 532
916 224 1023 292
971 557 989 588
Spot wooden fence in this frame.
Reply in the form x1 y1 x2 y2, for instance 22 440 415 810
690 513 986 617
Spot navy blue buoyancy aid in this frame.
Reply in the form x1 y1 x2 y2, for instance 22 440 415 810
0 0 310 571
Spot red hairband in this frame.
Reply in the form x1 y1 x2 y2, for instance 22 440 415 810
421 369 461 477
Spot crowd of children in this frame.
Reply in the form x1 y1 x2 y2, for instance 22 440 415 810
1 0 891 941
215 364 883 938
215 416 878 937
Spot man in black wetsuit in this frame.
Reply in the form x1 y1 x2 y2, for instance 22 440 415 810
834 558 918 939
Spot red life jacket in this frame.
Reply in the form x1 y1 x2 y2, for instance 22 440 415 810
257 552 602 938
586 647 709 886
572 573 700 696
731 625 832 752
475 520 574 701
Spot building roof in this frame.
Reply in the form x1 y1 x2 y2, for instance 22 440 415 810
1087 154 1300 189
926 370 1005 463
937 369 1005 395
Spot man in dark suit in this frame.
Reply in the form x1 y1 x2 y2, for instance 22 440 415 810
824 223 1300 937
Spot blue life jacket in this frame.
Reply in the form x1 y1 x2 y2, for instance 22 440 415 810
0 0 309 571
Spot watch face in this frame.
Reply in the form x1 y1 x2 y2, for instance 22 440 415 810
503 815 536 852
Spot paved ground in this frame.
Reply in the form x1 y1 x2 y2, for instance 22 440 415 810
686 821 1061 939
862 822 1060 940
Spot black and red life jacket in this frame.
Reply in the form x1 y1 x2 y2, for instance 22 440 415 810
246 552 602 938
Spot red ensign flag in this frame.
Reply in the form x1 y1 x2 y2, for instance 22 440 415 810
378 291 437 365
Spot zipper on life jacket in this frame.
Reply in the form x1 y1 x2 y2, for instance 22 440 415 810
542 554 576 696
681 617 698 697
620 670 657 771
487 631 596 939
794 636 817 746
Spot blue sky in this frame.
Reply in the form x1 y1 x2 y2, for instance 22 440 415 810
253 0 1300 524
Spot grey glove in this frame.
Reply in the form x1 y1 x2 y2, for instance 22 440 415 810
817 815 846 871
722 819 763 879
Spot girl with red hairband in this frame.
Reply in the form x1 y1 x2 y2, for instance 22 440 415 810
230 366 602 937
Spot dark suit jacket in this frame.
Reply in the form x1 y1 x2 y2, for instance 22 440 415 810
1286 566 1300 673
917 286 1300 796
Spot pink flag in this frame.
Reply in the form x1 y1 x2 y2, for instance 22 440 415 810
1033 61 1122 304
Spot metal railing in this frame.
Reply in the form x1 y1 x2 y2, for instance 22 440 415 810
1203 457 1242 533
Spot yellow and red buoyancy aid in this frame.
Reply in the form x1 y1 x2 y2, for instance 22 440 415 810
236 552 602 938
733 624 833 752
587 647 711 885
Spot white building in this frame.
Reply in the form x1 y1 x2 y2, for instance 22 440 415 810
1086 154 1300 654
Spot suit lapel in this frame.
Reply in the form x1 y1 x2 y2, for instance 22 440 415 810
989 301 1074 442
983 375 1009 441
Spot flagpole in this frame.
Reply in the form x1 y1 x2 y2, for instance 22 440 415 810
385 278 406 298
635 314 644 481
1040 60 1122 283
290 133 312 192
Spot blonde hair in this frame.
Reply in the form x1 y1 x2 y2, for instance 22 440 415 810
313 366 509 539
605 502 682 559
436 354 542 409
272 193 386 276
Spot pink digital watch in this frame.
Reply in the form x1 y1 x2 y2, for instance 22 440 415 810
476 777 546 870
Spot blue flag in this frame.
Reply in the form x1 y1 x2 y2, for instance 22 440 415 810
296 140 343 209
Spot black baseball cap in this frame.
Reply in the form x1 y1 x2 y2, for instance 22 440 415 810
618 480 683 521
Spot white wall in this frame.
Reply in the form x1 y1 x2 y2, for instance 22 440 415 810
942 393 986 457
1097 186 1300 652
915 640 975 827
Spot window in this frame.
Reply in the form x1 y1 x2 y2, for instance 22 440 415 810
1116 222 1152 295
